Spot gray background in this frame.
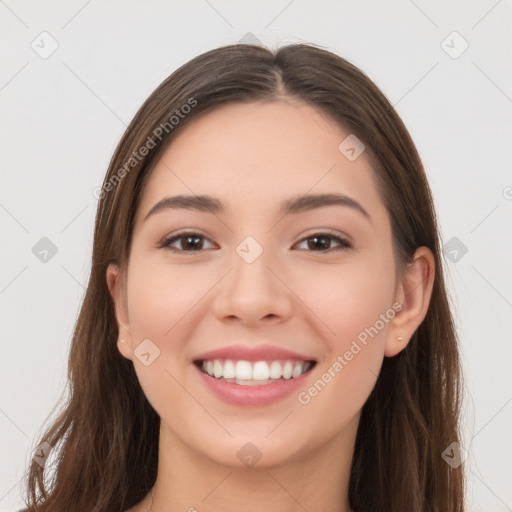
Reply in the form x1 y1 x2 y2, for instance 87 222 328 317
1 1 511 510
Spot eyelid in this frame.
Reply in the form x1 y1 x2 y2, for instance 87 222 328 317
297 228 351 243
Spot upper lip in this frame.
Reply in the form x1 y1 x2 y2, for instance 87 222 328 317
193 344 316 362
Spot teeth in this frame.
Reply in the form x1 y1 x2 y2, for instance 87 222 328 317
291 362 303 378
213 360 223 379
223 359 236 379
269 361 282 379
282 361 293 379
235 360 253 380
200 358 313 383
253 361 270 380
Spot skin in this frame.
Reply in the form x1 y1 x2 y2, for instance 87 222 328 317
107 99 435 512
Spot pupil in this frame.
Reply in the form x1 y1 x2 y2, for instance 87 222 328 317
184 236 202 250
309 236 329 250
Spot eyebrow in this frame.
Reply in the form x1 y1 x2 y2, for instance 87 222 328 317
143 193 371 222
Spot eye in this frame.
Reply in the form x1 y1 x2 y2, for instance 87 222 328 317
159 231 216 252
159 230 351 253
294 231 351 252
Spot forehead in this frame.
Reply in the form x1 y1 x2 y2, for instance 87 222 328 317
136 100 385 221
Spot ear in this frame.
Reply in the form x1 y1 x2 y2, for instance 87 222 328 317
384 246 435 357
106 263 133 361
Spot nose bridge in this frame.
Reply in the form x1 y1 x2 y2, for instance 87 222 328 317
233 236 273 290
211 234 293 323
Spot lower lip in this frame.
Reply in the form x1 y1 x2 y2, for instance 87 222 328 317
194 363 315 406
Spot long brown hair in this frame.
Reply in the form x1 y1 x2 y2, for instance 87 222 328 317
22 43 465 512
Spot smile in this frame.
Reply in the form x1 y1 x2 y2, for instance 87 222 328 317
196 359 315 385
193 358 317 406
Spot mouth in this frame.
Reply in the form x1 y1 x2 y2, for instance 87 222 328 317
194 358 317 386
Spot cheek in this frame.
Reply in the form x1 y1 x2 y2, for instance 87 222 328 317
291 258 396 418
126 257 210 341
123 258 202 395
291 255 397 345
124 258 199 422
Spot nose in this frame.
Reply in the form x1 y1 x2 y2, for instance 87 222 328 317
211 246 294 326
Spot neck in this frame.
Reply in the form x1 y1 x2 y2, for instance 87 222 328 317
141 415 358 512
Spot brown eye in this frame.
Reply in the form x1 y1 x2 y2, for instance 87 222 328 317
159 231 351 253
295 232 351 252
160 232 215 252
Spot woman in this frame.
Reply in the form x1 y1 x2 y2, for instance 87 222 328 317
21 42 465 511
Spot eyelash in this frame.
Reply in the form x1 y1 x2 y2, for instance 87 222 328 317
158 230 352 253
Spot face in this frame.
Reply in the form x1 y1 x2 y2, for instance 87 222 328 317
108 99 416 469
